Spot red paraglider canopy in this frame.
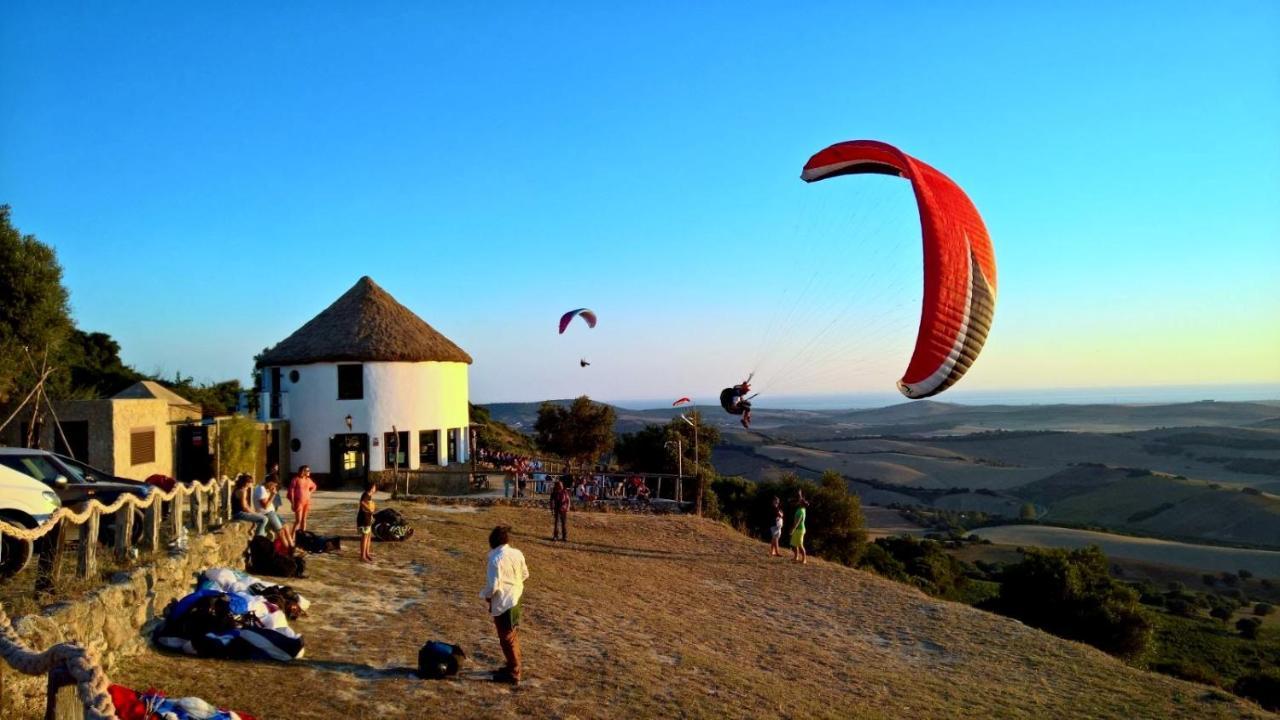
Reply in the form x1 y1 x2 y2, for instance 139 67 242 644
801 140 997 399
672 397 692 406
558 308 598 334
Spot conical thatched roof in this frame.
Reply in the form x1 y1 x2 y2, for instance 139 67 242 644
113 380 195 406
256 277 472 367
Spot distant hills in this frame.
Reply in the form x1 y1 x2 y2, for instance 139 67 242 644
481 398 1280 548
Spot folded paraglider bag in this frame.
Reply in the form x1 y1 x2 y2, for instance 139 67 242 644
372 508 414 542
194 627 305 662
417 640 466 679
296 529 341 553
246 535 307 578
250 583 307 620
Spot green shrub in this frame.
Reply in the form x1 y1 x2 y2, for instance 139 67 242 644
1151 660 1222 687
1236 617 1263 640
1202 573 1217 587
1255 603 1275 616
1234 670 1280 711
216 415 260 479
987 546 1152 660
862 536 968 600
1210 606 1233 622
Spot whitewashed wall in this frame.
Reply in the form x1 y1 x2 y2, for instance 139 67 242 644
274 361 469 473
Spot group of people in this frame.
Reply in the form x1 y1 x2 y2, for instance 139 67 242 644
230 465 318 548
768 490 809 563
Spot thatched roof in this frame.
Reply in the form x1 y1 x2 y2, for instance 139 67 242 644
256 276 472 367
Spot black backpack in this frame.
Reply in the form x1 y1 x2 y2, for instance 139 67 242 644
373 508 414 542
296 530 341 553
417 640 466 679
246 536 307 578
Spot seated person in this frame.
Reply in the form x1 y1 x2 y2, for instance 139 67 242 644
253 477 295 548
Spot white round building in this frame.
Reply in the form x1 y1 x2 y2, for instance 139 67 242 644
256 276 472 485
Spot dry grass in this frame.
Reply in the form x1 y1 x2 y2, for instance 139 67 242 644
96 501 1276 720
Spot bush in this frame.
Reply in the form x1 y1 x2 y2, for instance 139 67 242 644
1151 660 1222 687
1239 569 1254 580
1236 617 1263 640
1202 574 1218 587
987 546 1152 660
1255 603 1275 617
1220 572 1240 587
710 471 867 565
1165 597 1197 617
1234 670 1280 711
861 536 968 600
216 415 260 479
1209 606 1233 622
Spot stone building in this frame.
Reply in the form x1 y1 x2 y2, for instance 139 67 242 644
1 380 201 480
256 276 472 485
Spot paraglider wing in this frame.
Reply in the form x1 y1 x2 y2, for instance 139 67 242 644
558 308 598 334
672 397 692 407
801 140 997 399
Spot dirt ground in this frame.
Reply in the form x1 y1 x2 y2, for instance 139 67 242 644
95 499 1274 720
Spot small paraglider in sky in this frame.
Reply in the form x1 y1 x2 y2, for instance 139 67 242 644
672 397 692 407
558 308 597 334
580 359 590 368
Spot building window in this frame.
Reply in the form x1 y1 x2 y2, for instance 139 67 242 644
337 364 363 400
290 438 301 452
130 428 156 466
384 430 409 469
289 369 300 383
447 428 458 464
419 430 439 467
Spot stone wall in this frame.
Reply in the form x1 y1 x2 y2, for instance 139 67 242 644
2 527 247 719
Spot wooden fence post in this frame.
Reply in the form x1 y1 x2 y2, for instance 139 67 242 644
224 479 234 521
208 483 221 527
143 499 161 553
76 509 99 579
34 521 66 594
113 504 135 562
170 491 185 544
191 489 205 535
46 663 85 720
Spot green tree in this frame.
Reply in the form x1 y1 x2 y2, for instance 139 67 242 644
534 396 616 470
1018 502 1038 521
1236 617 1263 640
0 206 73 403
710 471 867 566
990 546 1152 660
61 329 146 398
216 415 260 479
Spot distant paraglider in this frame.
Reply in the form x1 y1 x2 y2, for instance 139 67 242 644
800 139 997 399
558 308 597 334
580 359 590 368
672 397 692 407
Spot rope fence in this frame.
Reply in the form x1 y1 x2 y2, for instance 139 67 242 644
0 478 232 610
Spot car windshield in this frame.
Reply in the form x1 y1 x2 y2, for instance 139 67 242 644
53 455 104 483
0 455 68 483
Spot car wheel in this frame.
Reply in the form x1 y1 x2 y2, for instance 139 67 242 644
0 533 33 580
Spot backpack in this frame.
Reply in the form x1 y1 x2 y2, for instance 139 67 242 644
250 583 307 620
417 640 466 679
246 536 307 578
296 530 341 554
372 508 414 542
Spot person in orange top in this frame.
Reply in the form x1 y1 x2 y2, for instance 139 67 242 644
288 465 318 534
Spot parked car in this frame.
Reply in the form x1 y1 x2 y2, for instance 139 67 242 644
0 448 151 545
0 462 61 579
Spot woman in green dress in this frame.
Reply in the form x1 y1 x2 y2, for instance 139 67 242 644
791 490 808 564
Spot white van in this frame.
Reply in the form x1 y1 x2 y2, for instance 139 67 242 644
0 462 62 579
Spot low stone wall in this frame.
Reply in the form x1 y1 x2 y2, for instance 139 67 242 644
2 527 247 719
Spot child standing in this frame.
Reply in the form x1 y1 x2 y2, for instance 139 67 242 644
357 480 377 563
769 496 784 557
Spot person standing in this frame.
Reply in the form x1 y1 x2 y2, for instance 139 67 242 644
480 525 529 685
288 465 317 534
769 496 784 557
357 480 377 563
550 480 570 542
791 491 808 564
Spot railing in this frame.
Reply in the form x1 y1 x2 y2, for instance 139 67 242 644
488 471 692 504
0 600 117 719
0 478 232 610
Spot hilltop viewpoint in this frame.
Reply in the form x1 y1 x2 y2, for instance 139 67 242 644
100 500 1275 720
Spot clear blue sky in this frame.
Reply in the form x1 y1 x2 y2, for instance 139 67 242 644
3 2 1278 405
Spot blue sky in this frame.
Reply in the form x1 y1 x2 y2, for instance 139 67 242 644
3 2 1278 405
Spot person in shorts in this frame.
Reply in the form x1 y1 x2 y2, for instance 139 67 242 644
769 495 784 557
253 476 294 548
357 480 377 563
791 490 808 565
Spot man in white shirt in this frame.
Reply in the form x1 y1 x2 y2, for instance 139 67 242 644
479 525 529 685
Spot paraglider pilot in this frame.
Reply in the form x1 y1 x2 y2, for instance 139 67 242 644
719 376 754 429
